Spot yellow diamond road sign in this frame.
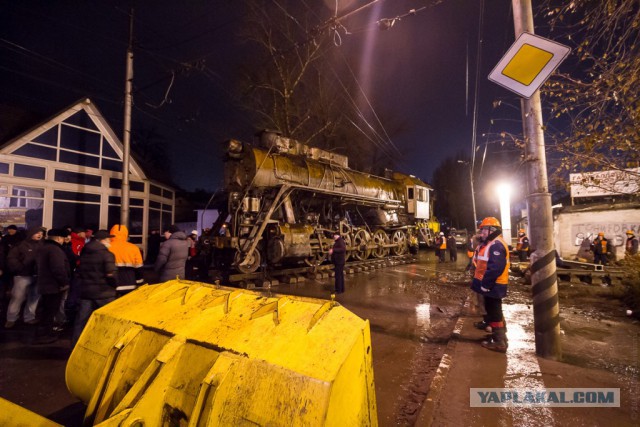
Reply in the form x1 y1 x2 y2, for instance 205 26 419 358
489 32 570 99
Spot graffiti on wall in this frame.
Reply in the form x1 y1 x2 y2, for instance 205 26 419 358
572 223 640 247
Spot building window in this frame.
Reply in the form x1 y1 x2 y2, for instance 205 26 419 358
102 142 118 158
0 186 44 228
150 185 162 196
0 162 9 174
60 123 101 155
101 158 123 172
12 143 57 161
63 110 99 131
54 170 102 187
108 205 143 235
59 150 100 168
109 178 144 192
52 201 100 229
54 190 101 203
10 189 27 207
32 126 59 146
14 164 46 180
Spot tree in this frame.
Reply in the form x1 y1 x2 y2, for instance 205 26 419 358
432 152 475 230
538 1 640 195
236 0 399 172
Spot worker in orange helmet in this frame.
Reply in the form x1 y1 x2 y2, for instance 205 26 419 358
591 232 609 265
516 229 530 262
471 217 510 353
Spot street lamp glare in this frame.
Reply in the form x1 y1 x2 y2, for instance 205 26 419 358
495 182 512 198
495 181 512 243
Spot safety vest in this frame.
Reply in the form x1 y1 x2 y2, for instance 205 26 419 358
473 237 510 285
516 235 527 251
439 238 446 250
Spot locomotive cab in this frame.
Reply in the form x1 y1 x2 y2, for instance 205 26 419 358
406 184 430 220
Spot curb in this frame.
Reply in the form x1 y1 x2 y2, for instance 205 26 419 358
415 295 471 426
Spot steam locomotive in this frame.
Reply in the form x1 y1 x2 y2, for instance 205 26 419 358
207 131 435 274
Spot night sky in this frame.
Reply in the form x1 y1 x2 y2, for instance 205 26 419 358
0 1 527 191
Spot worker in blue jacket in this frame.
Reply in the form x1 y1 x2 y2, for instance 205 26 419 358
471 217 510 353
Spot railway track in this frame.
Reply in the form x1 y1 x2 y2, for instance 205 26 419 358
212 254 418 288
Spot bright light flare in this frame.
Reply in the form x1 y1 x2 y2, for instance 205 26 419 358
495 182 512 241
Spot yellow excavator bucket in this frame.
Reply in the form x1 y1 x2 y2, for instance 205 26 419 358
66 280 377 426
0 397 63 427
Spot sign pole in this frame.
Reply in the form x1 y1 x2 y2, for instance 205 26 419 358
512 0 562 360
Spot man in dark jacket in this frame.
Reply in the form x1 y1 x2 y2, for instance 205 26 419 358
34 229 71 344
447 234 458 262
73 230 117 345
5 226 44 328
155 225 189 282
145 229 162 265
329 233 347 294
1 225 22 291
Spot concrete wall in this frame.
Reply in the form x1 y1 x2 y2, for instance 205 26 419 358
554 208 640 260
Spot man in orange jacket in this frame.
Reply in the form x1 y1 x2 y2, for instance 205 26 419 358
108 225 144 295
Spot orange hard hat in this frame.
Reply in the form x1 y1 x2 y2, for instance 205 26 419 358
479 217 501 228
627 230 635 235
598 232 604 236
518 229 525 233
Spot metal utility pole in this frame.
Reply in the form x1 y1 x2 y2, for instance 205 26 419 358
512 0 562 359
469 167 478 228
120 9 134 228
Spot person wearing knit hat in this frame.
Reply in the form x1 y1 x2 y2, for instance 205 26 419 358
33 228 71 344
72 229 117 345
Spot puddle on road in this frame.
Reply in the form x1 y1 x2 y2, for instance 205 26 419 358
502 304 556 426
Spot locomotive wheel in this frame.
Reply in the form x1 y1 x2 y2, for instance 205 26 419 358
342 233 353 261
391 230 408 256
352 229 371 261
234 248 261 274
372 229 390 258
304 251 326 267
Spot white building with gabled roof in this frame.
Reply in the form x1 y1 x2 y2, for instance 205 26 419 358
0 98 175 255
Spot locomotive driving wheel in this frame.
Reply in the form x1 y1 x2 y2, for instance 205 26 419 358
372 229 390 258
391 230 408 256
352 229 371 261
305 251 326 267
342 233 353 261
234 248 261 274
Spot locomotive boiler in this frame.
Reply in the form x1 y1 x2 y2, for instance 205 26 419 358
208 131 434 274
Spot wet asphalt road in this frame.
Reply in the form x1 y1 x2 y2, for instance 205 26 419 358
2 249 638 426
0 249 471 426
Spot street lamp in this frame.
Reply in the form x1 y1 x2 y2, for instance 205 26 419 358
457 160 478 228
495 182 512 246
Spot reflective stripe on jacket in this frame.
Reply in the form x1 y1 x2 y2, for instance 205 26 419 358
471 236 510 299
516 235 529 251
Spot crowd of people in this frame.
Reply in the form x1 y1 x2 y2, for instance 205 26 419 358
0 223 203 345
